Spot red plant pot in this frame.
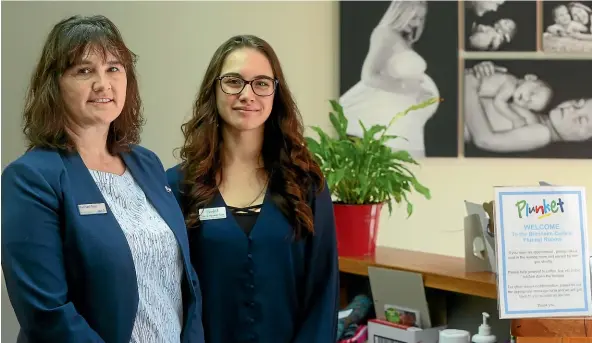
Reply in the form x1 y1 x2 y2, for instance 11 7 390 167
333 203 383 257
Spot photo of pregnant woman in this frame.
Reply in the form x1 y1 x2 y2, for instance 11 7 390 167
339 0 458 158
463 59 592 159
542 1 592 53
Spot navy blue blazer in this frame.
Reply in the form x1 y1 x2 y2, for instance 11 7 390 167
166 164 339 343
1 146 205 343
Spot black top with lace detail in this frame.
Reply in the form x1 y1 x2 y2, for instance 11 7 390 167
227 204 262 235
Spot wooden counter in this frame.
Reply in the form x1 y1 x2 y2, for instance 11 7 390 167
338 246 497 299
511 317 592 342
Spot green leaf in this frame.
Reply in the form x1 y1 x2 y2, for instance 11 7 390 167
333 168 346 185
412 179 432 200
329 99 343 113
304 137 321 155
363 125 387 142
329 112 347 139
309 126 328 139
406 202 413 218
390 150 418 165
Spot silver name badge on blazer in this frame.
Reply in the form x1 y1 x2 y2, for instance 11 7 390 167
78 203 108 216
199 207 227 221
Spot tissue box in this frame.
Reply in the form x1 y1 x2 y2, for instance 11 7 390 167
367 319 445 343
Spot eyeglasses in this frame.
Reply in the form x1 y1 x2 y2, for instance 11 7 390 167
217 75 278 97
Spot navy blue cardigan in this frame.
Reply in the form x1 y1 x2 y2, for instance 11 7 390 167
166 164 339 343
1 146 204 343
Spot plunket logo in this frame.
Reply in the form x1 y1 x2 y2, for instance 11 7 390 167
515 198 565 219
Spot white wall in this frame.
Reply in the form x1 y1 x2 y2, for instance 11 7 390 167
2 1 591 341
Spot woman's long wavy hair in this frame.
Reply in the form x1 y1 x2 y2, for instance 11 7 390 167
23 15 143 154
179 35 324 240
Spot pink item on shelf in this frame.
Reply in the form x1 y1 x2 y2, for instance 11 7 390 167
338 325 368 343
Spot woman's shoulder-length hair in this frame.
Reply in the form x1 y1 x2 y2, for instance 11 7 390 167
23 14 143 154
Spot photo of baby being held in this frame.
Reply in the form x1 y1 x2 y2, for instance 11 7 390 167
542 1 592 53
463 59 592 159
463 1 537 52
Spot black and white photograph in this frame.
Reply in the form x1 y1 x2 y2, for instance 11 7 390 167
339 0 459 158
463 59 592 159
463 0 537 52
542 1 592 53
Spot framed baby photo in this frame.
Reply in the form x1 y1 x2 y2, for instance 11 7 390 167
463 58 592 159
541 1 592 53
463 0 537 52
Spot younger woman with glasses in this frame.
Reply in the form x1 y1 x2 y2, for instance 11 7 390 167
166 35 339 343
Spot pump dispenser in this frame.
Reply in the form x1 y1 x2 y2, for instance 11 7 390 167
471 312 496 343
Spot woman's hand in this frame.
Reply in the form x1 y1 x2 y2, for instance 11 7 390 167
471 61 508 79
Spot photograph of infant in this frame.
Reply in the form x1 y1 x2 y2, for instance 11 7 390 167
463 1 537 52
339 0 459 158
542 1 592 53
463 59 592 159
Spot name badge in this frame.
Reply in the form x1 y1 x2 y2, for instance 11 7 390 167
199 207 227 221
78 203 107 216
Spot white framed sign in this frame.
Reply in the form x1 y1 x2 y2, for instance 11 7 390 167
494 186 591 319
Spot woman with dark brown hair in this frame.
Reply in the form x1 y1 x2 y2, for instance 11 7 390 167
1 15 204 343
166 35 339 343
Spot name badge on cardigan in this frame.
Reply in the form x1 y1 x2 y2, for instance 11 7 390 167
199 207 227 221
78 203 108 216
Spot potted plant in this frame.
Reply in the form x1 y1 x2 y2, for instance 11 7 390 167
305 98 439 257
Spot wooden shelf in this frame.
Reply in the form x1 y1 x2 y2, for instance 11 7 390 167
338 246 497 299
512 317 592 342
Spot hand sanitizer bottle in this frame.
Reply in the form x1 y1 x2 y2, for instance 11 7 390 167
472 312 497 343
